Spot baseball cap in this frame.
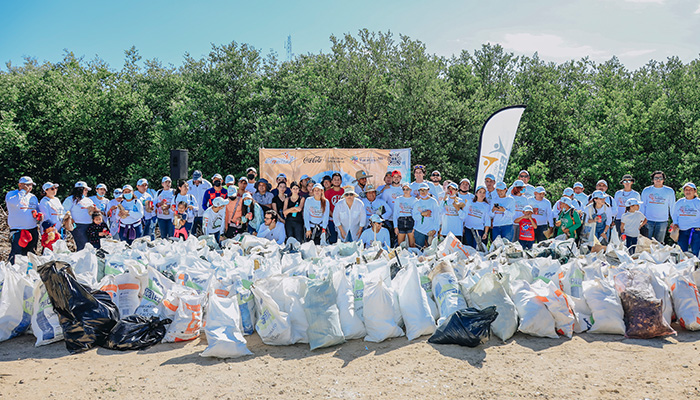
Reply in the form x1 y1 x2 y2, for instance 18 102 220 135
518 170 530 177
596 179 608 187
512 180 525 188
392 170 402 177
192 170 203 180
212 197 230 207
431 170 441 177
96 183 107 190
475 185 487 193
495 182 507 190
563 188 574 196
246 167 257 174
401 182 411 189
277 173 287 179
682 182 697 190
459 178 471 186
418 182 430 190
591 190 605 199
238 176 248 183
312 183 324 191
137 178 148 186
447 182 458 190
523 205 534 212
212 173 223 181
161 176 172 183
122 185 134 192
625 198 643 207
300 174 310 181
573 182 584 189
620 174 635 184
19 176 34 185
242 192 253 200
75 181 91 190
225 175 235 184
484 174 496 182
534 186 546 194
113 188 123 197
369 214 383 224
560 197 574 208
42 182 59 191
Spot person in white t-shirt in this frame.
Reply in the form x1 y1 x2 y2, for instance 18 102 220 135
245 167 258 194
508 170 535 197
572 182 588 208
428 170 445 200
39 182 64 232
107 188 123 237
203 196 228 243
186 170 212 236
135 178 156 239
90 183 109 218
640 170 675 243
613 174 640 236
62 181 97 251
118 185 144 245
620 198 647 255
156 176 175 238
6 176 40 263
257 210 286 245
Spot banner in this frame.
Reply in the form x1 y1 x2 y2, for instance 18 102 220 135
259 148 411 187
475 106 526 187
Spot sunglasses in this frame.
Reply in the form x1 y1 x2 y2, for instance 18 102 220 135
431 174 440 177
519 175 528 178
622 180 632 183
653 177 664 181
402 188 411 191
413 165 425 170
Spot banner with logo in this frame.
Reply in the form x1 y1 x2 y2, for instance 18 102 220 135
259 148 411 187
475 106 526 187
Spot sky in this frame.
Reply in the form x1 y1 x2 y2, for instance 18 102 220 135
1 0 699 71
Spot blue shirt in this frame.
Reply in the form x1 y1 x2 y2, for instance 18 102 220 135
640 185 675 222
672 198 700 230
490 195 515 227
360 227 391 248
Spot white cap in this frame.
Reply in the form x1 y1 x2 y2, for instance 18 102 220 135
122 184 134 192
96 183 107 190
137 178 148 186
625 198 643 207
161 176 172 183
246 167 257 173
212 173 223 180
212 197 230 207
495 182 507 190
573 182 584 189
113 188 123 197
312 183 324 191
19 176 35 185
225 174 236 184
42 182 59 191
523 205 534 212
75 181 91 190
512 180 525 188
596 179 608 187
534 186 546 194
484 174 496 181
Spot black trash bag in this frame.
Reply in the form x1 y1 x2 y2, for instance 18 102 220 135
38 261 120 353
428 306 498 347
106 315 172 351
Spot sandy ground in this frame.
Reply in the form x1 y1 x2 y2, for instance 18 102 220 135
1 328 699 400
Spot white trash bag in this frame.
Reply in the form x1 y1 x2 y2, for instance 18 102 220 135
468 273 518 341
511 280 558 338
363 279 404 342
582 278 625 335
395 265 436 340
200 295 252 358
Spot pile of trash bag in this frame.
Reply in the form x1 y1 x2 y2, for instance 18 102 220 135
1 231 698 358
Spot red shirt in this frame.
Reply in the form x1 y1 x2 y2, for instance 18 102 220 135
518 218 535 241
325 188 345 216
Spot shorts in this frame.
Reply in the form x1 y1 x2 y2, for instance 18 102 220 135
397 216 415 234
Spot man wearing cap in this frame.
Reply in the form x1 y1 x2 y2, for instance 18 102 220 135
203 174 228 213
428 170 445 200
187 170 212 236
484 174 497 205
529 186 554 242
118 185 144 245
333 186 366 242
382 170 404 211
671 182 700 256
613 174 641 236
135 178 156 239
299 174 311 198
641 171 676 243
90 184 109 218
107 188 123 237
353 170 373 199
6 177 40 263
552 188 583 214
245 167 258 194
156 176 175 238
62 181 98 250
508 170 535 197
324 172 345 244
203 196 229 243
490 182 516 241
360 214 391 248
409 165 428 197
362 184 392 224
39 182 64 234
588 179 613 208
572 182 588 207
257 210 286 245
457 178 474 203
412 182 441 248
377 171 393 197
271 173 291 197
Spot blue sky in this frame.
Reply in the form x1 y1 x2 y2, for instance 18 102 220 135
1 0 699 71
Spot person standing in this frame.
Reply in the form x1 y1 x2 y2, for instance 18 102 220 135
613 174 640 236
283 182 306 243
304 183 330 244
620 198 647 254
381 171 404 210
529 186 554 242
555 198 582 240
186 170 212 236
90 183 109 218
353 170 373 199
39 182 64 233
393 182 417 248
552 188 583 214
439 182 466 241
156 176 175 239
245 167 258 194
271 181 288 223
203 174 228 213
484 174 497 205
640 171 675 243
253 178 273 211
463 185 491 249
588 179 614 208
409 165 428 198
572 182 588 207
412 183 441 249
510 180 532 242
118 185 144 245
428 170 445 200
62 181 97 251
271 173 291 197
6 176 40 263
107 188 123 237
299 175 311 198
585 190 614 244
333 187 366 243
173 179 198 236
324 173 345 244
457 178 474 203
671 182 700 256
508 170 535 197
135 178 156 239
490 182 515 241
363 184 392 223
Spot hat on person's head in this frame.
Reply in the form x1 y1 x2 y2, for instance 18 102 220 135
625 198 643 207
353 170 373 183
137 178 148 186
246 167 257 174
475 185 487 193
242 192 253 200
96 183 107 190
560 197 575 208
418 182 430 190
573 182 584 189
365 184 377 193
495 182 507 190
75 181 91 190
513 180 525 188
596 179 608 187
519 170 530 177
19 176 34 185
41 220 53 231
447 182 458 190
300 174 310 181
192 170 203 181
343 186 357 197
122 184 134 192
113 188 123 197
276 173 287 180
161 176 171 183
238 176 248 183
401 182 411 189
256 178 272 191
563 188 574 196
392 170 402 177
212 197 230 207
591 190 606 199
370 214 383 224
431 170 441 177
225 175 235 184
312 183 324 191
682 182 697 191
211 173 223 181
534 186 546 194
619 174 635 184
459 178 471 186
523 205 534 213
42 182 59 191
484 174 496 182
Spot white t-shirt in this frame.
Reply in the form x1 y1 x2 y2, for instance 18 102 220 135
640 185 675 222
174 193 198 223
156 189 175 220
118 199 144 226
203 207 226 235
6 190 39 230
39 196 65 229
135 190 155 219
613 189 641 220
187 179 213 217
381 185 404 210
90 195 109 215
62 196 96 224
621 211 645 237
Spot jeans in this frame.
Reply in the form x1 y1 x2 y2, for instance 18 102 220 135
157 218 174 239
327 220 338 244
512 224 519 242
492 225 514 242
519 239 534 249
645 221 668 243
8 227 39 264
119 224 143 245
73 223 90 251
463 228 484 249
625 235 638 255
614 220 623 238
678 228 700 256
142 216 155 240
534 225 549 242
342 230 354 243
192 216 203 238
285 219 305 244
414 230 429 248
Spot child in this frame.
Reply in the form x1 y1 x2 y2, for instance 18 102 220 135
173 201 189 240
40 220 59 251
203 197 229 243
620 198 647 254
87 211 110 249
514 205 537 249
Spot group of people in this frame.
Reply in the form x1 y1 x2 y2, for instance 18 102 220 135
6 165 700 263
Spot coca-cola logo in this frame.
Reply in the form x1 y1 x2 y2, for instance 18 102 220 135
303 156 323 164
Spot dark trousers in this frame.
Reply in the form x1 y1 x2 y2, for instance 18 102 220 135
285 219 305 244
191 216 203 238
73 223 90 251
8 227 39 264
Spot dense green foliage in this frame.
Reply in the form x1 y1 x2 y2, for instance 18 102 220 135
2 30 699 199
